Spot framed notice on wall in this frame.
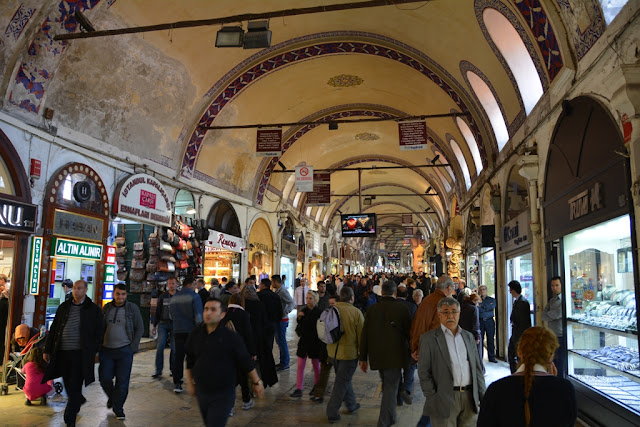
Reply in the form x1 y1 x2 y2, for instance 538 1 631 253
54 261 66 282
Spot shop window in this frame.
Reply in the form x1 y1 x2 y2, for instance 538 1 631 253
455 117 483 175
293 192 302 208
0 156 15 195
207 200 241 237
483 8 544 114
449 138 472 190
599 0 629 25
466 71 509 151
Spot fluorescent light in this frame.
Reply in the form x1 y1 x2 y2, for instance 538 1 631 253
216 26 244 47
186 205 197 214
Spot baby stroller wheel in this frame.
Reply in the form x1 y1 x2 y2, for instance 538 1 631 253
53 382 63 394
1 384 8 395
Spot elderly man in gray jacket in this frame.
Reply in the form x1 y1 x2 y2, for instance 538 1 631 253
100 283 144 421
418 297 485 427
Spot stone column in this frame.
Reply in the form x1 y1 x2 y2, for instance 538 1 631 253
490 189 505 358
517 154 544 324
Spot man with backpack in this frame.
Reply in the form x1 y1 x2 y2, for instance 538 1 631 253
325 287 364 423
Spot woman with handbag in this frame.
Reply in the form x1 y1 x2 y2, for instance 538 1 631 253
290 291 322 398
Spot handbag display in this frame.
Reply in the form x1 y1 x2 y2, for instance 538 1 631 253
130 281 143 293
133 242 144 251
117 271 128 281
149 246 159 256
160 254 176 263
116 246 127 256
158 261 175 273
160 241 172 252
130 269 146 281
146 262 157 273
131 259 146 269
114 236 126 247
133 250 145 259
179 259 188 270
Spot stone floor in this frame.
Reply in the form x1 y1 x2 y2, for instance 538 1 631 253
0 313 512 427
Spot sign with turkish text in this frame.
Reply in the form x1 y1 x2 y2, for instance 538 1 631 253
207 230 244 253
295 166 314 193
28 236 42 295
112 174 172 227
501 210 531 253
402 214 412 226
256 127 282 157
54 238 104 261
379 242 385 250
398 120 428 151
0 197 37 234
105 245 116 265
53 209 103 242
568 182 603 221
282 239 297 258
306 172 330 205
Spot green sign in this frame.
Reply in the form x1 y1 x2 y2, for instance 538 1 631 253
54 238 103 261
104 264 116 283
29 236 42 295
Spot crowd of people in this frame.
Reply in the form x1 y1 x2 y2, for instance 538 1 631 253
4 271 577 427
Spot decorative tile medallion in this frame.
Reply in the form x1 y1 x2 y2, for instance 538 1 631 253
327 74 364 87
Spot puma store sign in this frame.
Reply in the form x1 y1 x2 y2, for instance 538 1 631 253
207 230 244 253
112 174 172 227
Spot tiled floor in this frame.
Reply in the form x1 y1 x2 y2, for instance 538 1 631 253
0 313 512 426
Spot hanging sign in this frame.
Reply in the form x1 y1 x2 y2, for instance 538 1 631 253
0 197 37 234
28 236 43 295
112 174 172 227
402 214 413 226
398 120 428 151
306 172 331 205
379 242 385 250
295 166 314 193
500 210 531 253
53 210 103 242
256 127 282 157
54 237 104 261
207 230 244 253
405 227 414 236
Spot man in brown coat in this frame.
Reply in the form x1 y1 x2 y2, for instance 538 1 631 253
410 275 455 356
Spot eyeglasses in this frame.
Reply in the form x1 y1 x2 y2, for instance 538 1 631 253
438 310 460 316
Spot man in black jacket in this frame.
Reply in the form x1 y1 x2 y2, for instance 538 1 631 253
43 280 103 427
359 280 412 427
257 278 283 353
508 280 532 373
151 277 177 379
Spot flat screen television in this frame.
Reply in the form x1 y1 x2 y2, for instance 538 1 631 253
388 251 400 261
341 213 377 237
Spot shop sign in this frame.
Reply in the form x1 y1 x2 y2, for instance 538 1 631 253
295 166 314 193
307 172 331 205
105 245 116 265
281 239 297 258
207 230 244 253
251 242 271 252
398 120 427 151
28 236 42 295
53 210 103 242
568 182 603 221
501 211 531 253
54 237 103 261
402 214 412 226
256 127 282 157
112 174 172 227
0 198 37 234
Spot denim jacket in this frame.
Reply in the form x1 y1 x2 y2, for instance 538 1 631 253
170 287 204 334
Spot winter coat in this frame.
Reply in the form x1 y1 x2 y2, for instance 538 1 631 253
295 305 322 359
43 297 104 386
244 298 278 387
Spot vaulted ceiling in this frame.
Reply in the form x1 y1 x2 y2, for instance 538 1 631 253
0 0 598 249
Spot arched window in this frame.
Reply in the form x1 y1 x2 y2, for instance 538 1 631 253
600 0 629 25
455 117 483 175
449 138 472 190
483 8 544 114
467 71 509 151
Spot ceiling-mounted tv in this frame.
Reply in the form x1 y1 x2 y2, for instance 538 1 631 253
388 251 400 261
341 213 377 237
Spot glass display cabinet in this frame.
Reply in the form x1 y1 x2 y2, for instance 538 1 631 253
563 215 639 414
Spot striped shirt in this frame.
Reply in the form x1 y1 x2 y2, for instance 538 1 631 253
61 303 82 350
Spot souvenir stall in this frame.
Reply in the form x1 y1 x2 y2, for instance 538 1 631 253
0 130 35 375
543 96 639 425
205 200 243 284
467 225 496 294
280 218 297 291
36 163 110 330
248 218 273 281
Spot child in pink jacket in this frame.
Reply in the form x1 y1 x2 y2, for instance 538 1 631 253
23 347 52 405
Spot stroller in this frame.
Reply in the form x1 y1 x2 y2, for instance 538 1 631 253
0 330 63 396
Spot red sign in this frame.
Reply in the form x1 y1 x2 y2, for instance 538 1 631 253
307 173 331 206
622 113 632 143
105 245 117 265
140 189 156 209
398 120 428 151
256 127 282 157
30 159 41 178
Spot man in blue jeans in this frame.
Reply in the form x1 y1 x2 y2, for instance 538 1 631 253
272 274 294 371
99 283 144 421
151 277 177 378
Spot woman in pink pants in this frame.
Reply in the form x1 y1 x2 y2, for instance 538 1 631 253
290 291 322 398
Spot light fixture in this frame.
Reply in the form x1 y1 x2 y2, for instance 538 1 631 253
363 197 372 206
328 122 338 130
216 26 244 47
75 11 95 33
185 205 197 215
278 161 287 171
430 154 440 164
425 186 432 194
243 20 271 49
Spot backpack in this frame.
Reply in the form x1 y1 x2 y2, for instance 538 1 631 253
317 305 343 345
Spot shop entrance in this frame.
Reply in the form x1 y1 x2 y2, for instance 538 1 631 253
505 251 534 339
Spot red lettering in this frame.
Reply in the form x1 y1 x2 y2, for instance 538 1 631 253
216 234 237 249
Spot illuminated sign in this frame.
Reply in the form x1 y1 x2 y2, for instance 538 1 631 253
28 236 42 295
54 238 103 261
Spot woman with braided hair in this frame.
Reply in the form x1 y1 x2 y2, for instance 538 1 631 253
477 326 577 427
